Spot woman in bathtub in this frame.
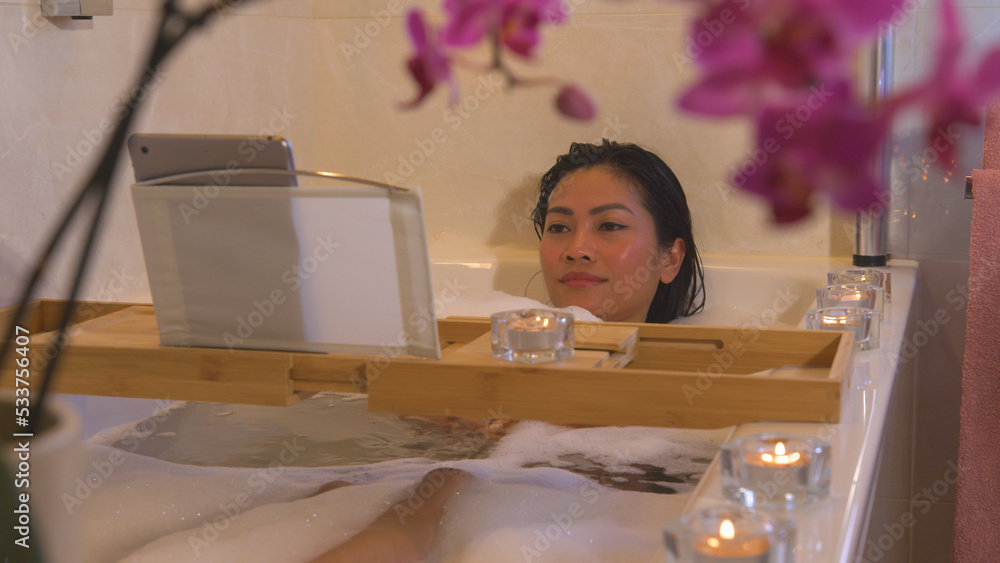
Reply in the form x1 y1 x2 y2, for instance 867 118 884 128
308 141 704 562
414 140 706 440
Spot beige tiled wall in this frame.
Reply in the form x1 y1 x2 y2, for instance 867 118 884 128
311 2 853 260
1 0 852 309
0 0 315 304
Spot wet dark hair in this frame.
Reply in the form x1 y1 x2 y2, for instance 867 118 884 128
531 139 705 323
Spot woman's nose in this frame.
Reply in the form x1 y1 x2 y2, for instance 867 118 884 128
564 232 597 262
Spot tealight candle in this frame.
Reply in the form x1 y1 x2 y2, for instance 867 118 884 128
693 518 770 563
805 306 880 351
507 314 559 351
816 283 884 314
664 506 794 563
491 309 573 363
720 434 831 510
749 440 810 469
828 268 891 303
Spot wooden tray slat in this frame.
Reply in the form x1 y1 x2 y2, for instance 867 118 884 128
366 362 842 428
0 300 852 428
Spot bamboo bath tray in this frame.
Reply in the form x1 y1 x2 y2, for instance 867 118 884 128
1 300 853 428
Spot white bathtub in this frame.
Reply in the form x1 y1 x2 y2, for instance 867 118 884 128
430 252 854 327
66 252 918 562
429 251 919 562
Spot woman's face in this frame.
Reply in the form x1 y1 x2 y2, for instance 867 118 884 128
539 166 684 322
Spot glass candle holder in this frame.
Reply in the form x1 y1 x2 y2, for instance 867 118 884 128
663 505 795 563
491 309 573 363
816 283 885 314
805 306 881 351
827 268 891 303
719 434 832 511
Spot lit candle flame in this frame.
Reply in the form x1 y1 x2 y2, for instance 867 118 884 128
822 314 847 326
719 518 735 540
760 441 801 465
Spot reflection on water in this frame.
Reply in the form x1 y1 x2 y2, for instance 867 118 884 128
97 392 720 494
100 393 494 467
524 453 711 495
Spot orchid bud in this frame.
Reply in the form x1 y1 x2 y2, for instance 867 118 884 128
555 84 597 120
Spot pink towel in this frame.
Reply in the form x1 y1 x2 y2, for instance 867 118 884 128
952 167 1000 562
984 100 1000 170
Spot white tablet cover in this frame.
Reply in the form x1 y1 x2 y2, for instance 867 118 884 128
131 182 440 359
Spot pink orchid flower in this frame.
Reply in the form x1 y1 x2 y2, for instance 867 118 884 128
739 83 889 222
909 0 1000 166
401 9 456 108
441 0 566 57
679 0 905 116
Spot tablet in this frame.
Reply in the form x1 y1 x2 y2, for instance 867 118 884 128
127 133 297 186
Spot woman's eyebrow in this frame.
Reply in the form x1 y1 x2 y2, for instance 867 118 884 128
590 203 635 216
547 203 635 217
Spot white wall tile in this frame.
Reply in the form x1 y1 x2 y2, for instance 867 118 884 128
889 5 997 260
0 5 314 304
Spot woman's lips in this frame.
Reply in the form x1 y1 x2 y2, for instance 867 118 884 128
560 272 606 288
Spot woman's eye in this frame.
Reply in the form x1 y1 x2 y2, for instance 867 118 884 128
546 224 569 234
600 222 626 231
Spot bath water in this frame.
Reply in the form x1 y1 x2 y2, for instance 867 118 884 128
91 393 727 495
80 292 731 561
